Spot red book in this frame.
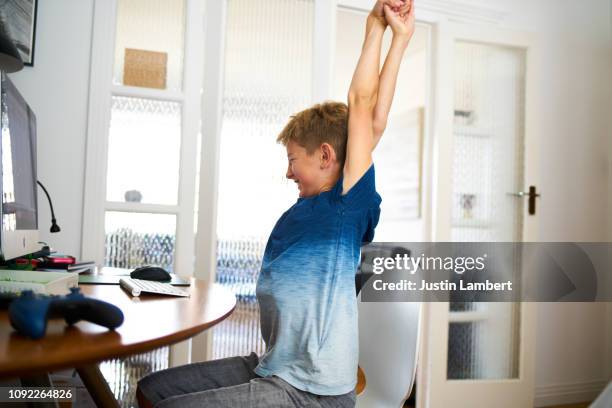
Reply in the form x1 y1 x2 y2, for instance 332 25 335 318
41 255 76 269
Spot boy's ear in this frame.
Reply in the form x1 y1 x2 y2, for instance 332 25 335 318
319 143 337 168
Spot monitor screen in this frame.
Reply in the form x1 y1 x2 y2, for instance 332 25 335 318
1 73 38 260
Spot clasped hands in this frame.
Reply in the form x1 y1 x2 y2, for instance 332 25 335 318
369 0 416 42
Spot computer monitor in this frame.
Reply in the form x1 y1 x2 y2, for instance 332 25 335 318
0 72 38 260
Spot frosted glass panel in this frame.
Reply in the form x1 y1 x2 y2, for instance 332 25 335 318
448 305 521 380
451 41 525 242
448 322 477 379
218 0 313 240
105 211 176 272
114 0 185 91
334 8 430 241
215 238 267 357
100 347 169 408
212 0 314 359
447 41 526 380
106 96 181 205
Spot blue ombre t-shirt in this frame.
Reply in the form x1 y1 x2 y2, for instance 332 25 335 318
255 164 381 395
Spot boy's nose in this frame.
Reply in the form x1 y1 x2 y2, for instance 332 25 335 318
286 165 294 180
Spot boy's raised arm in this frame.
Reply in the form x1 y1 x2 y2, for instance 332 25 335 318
344 1 401 195
372 2 415 149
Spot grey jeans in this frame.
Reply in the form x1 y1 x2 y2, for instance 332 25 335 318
137 352 356 408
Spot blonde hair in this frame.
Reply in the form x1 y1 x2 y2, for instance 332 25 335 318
276 101 348 165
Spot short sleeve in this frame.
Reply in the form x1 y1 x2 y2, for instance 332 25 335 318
335 164 381 210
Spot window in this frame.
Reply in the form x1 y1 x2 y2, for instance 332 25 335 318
83 0 201 405
212 0 314 359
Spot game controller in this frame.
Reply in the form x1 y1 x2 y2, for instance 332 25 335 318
9 287 124 339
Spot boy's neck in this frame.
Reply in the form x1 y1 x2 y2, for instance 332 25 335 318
314 168 342 196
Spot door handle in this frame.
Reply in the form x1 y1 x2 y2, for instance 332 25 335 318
507 186 540 215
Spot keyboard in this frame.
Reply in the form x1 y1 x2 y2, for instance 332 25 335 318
119 278 190 298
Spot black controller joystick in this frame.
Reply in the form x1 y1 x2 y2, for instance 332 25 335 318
9 288 124 339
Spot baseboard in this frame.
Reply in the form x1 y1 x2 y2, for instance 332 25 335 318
535 380 608 407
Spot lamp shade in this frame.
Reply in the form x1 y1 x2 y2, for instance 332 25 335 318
0 21 23 73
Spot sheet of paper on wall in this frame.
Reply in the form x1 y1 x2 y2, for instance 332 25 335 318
123 48 168 89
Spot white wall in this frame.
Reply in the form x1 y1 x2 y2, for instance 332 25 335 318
9 0 94 258
605 0 612 386
609 2 612 233
4 0 610 405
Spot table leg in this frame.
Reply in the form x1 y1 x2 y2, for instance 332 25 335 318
20 373 59 408
75 365 120 408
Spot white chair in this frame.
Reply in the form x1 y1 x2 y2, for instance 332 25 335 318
356 293 422 408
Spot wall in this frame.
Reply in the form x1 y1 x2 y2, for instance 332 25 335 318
493 0 612 404
606 0 612 384
9 0 94 258
608 0 612 236
5 0 611 405
609 2 612 247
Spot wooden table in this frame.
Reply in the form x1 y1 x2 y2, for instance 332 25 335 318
0 278 236 407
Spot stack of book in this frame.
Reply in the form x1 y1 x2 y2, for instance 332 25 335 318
37 260 96 275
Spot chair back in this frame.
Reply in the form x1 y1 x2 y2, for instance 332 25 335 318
356 288 422 407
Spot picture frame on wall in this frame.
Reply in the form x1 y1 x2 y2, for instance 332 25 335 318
0 0 38 66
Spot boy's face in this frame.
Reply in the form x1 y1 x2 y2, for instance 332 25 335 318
285 140 325 198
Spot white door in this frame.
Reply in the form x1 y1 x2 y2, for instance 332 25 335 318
421 21 540 408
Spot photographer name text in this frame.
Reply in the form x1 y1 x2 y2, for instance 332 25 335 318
372 279 513 292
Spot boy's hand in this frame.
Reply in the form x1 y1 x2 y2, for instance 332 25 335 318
369 0 404 28
384 1 416 43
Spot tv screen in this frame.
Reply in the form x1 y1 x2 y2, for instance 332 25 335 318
1 73 38 260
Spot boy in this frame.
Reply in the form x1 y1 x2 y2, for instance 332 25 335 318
137 1 415 406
